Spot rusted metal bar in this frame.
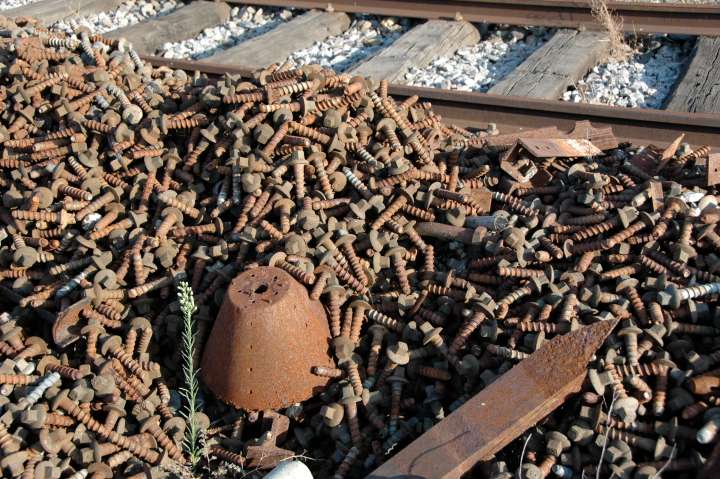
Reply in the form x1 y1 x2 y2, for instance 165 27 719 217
368 319 618 479
141 55 720 149
230 0 720 36
388 85 720 149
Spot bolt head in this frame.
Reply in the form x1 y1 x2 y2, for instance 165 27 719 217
617 206 638 228
615 277 639 293
672 243 695 263
21 407 48 429
322 284 346 300
87 462 113 478
666 196 688 214
659 285 682 309
91 251 113 269
122 105 143 125
297 209 320 230
340 384 362 405
349 299 371 312
91 374 118 397
12 246 37 268
320 403 344 427
386 341 410 365
139 414 161 433
587 369 607 395
253 123 274 145
267 252 287 267
49 389 71 413
376 118 397 132
93 268 118 289
334 233 357 248
368 324 388 339
612 397 639 423
332 336 354 362
32 187 54 209
634 465 658 479
545 431 570 455
520 463 542 479
323 109 342 129
99 335 122 356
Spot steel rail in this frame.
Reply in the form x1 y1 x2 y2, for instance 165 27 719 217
230 0 720 36
389 85 720 148
142 55 720 148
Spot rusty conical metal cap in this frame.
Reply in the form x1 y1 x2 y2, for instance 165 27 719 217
201 266 334 410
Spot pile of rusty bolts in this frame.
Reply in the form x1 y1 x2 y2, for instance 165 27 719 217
0 18 718 479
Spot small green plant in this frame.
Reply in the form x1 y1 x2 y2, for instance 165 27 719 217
177 281 203 469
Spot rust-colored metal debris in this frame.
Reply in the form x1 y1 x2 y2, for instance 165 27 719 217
52 297 91 348
501 138 602 184
244 410 295 469
368 319 618 479
201 267 335 410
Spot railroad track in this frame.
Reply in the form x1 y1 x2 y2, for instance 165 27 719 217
147 56 720 149
4 0 720 145
238 0 720 36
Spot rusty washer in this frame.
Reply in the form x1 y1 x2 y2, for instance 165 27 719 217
201 267 335 410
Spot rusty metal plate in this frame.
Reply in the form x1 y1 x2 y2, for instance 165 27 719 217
52 298 91 347
201 267 335 410
244 411 294 469
707 153 720 186
567 120 619 151
500 137 602 183
649 180 664 211
368 319 618 479
485 126 562 150
500 141 539 183
517 138 602 159
630 145 662 171
654 133 685 172
530 167 553 187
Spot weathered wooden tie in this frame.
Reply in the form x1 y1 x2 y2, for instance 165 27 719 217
3 0 123 24
349 20 480 83
201 10 350 69
489 29 610 100
106 1 231 55
665 36 720 113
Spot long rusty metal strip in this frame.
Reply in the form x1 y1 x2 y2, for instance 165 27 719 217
229 0 720 36
388 85 720 149
368 319 618 479
141 55 720 148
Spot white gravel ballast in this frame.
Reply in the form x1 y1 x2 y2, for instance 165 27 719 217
404 27 553 91
52 0 181 35
159 6 293 60
286 16 410 72
563 35 694 109
0 0 42 11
